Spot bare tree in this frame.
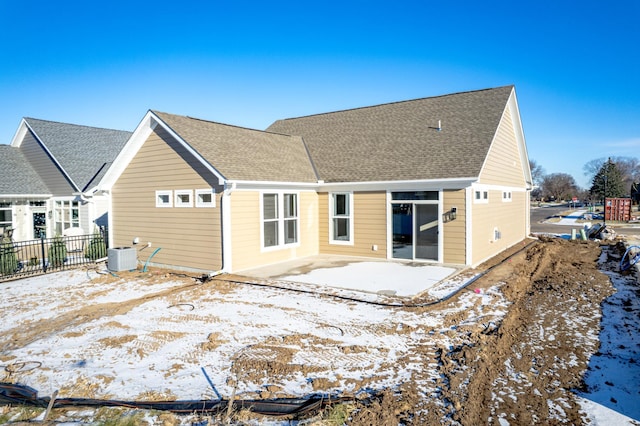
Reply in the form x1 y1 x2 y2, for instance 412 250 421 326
542 173 578 202
529 159 546 186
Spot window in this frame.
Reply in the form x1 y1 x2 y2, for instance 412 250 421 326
330 192 353 244
262 192 299 249
474 190 489 204
196 189 216 208
175 190 193 208
502 191 512 202
54 200 79 235
156 190 173 208
0 202 12 235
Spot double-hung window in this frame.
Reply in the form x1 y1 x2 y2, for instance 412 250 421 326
263 192 298 249
54 200 79 235
330 192 353 244
0 202 12 235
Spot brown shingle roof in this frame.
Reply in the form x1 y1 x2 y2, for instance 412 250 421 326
152 111 318 183
267 86 514 183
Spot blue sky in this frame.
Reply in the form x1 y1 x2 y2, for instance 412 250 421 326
1 0 638 189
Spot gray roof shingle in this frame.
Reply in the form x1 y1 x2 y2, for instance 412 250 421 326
153 111 318 183
0 145 51 195
24 118 132 191
267 86 514 183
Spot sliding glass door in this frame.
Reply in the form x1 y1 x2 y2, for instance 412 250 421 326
391 191 439 261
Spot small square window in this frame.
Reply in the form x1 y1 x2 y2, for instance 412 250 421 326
474 189 488 204
175 190 193 207
502 191 512 202
156 190 173 208
196 189 216 208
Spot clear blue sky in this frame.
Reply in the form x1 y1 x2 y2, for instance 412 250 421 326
1 0 638 189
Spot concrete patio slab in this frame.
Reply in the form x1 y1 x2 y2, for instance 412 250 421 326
235 255 465 297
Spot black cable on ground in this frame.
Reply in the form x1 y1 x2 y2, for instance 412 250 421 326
214 239 539 308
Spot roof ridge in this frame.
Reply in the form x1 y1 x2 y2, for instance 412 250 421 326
24 117 131 134
153 110 298 139
276 85 514 122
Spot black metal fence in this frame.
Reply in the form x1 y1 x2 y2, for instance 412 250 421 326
0 229 109 282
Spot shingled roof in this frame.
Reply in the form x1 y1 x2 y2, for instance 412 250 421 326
24 118 132 191
153 111 318 183
267 86 514 183
0 145 50 195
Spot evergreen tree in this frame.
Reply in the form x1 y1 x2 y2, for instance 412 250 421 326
590 159 626 202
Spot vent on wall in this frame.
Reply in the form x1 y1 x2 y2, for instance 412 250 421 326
108 247 138 272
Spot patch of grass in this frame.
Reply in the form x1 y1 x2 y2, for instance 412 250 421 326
93 407 146 426
322 402 356 425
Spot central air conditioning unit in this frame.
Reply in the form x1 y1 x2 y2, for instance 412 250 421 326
107 247 138 272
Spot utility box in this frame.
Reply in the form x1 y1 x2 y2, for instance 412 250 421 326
107 247 138 272
605 198 631 222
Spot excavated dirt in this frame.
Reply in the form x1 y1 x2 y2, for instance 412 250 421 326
349 237 618 425
0 237 635 425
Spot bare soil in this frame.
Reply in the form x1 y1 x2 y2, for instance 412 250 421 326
0 237 635 425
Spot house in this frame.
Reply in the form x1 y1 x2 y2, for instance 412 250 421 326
0 118 131 241
100 86 532 274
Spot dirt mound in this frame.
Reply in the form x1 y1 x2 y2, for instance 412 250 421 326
350 237 616 425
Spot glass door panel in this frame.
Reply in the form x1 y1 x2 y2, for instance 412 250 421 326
392 204 413 259
415 204 438 260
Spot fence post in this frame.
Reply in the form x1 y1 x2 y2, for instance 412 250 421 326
41 236 47 273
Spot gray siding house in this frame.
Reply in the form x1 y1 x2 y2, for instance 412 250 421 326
0 118 131 241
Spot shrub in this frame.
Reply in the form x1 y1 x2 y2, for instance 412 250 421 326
48 234 67 267
0 237 18 275
85 230 107 260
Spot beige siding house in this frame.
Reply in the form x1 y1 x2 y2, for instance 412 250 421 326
101 85 532 274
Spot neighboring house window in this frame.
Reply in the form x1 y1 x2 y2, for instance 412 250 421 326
330 192 353 244
156 190 173 208
474 190 489 204
196 189 216 208
175 190 193 208
0 202 12 235
502 191 512 202
54 200 79 235
262 192 299 249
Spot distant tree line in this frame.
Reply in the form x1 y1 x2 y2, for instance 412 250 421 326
530 156 640 203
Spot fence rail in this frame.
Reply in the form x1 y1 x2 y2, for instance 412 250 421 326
0 230 109 282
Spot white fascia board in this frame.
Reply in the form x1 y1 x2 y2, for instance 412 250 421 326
98 111 156 191
99 111 227 192
0 193 52 199
320 177 477 193
227 180 320 191
19 119 81 192
228 177 476 193
9 119 29 147
508 89 533 189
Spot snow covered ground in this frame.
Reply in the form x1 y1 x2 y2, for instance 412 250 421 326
0 242 638 424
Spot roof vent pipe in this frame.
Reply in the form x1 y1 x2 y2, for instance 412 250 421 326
437 120 442 132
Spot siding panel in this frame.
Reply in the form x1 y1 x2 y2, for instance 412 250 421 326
112 128 223 272
230 190 319 272
471 190 527 265
319 191 387 258
443 189 466 264
480 107 526 187
20 131 75 195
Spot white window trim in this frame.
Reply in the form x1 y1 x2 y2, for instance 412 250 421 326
175 189 193 208
260 191 300 251
502 191 512 202
156 190 173 208
329 191 354 245
195 188 216 208
474 190 489 204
